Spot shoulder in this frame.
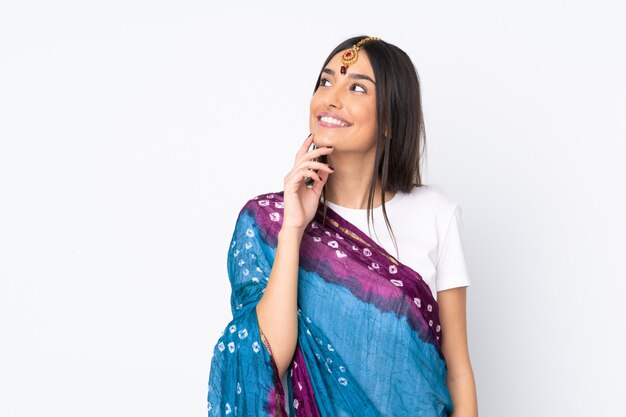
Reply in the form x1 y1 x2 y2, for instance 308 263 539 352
233 190 286 232
395 185 461 239
229 191 285 245
399 184 458 216
238 190 286 213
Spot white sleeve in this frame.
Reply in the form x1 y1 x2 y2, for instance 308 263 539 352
435 204 471 292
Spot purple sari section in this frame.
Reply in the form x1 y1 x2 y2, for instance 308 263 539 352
247 191 444 355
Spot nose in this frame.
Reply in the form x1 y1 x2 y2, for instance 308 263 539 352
324 84 343 109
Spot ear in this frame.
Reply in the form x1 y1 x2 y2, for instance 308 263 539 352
382 121 390 139
381 131 391 149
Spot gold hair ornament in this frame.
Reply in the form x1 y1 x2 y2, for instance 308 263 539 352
339 36 381 74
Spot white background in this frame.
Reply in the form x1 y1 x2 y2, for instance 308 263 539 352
1 1 625 416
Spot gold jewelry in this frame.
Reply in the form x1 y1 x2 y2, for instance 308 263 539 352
339 36 381 74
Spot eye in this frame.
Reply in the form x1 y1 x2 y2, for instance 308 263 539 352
318 77 366 93
351 84 367 93
319 77 331 87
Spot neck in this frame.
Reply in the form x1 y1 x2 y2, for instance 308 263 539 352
323 149 395 209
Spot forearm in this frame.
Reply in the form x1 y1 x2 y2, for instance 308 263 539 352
447 371 479 417
256 226 303 378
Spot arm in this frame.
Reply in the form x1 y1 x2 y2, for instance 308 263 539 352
438 286 479 417
256 226 304 379
255 134 334 379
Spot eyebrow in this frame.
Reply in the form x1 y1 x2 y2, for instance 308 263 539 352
322 68 376 84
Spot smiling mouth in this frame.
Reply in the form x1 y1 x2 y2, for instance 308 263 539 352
318 115 351 127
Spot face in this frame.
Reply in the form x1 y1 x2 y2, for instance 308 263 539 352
309 49 378 152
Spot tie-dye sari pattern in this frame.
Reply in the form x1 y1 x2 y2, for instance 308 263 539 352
208 192 453 416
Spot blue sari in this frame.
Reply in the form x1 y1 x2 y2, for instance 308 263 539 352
207 191 453 416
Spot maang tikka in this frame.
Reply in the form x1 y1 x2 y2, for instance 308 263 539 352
339 36 381 74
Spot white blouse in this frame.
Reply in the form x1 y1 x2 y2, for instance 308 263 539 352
321 185 471 301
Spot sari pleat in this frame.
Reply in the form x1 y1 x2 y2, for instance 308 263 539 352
208 192 453 416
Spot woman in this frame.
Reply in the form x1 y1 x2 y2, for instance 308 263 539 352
207 36 478 417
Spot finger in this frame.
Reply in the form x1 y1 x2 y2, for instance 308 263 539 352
310 170 330 194
296 144 334 165
285 170 318 192
284 168 313 193
295 160 335 174
300 171 322 188
296 166 323 182
284 165 321 187
295 133 314 160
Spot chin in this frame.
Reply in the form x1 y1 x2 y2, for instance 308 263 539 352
313 138 329 148
312 135 331 148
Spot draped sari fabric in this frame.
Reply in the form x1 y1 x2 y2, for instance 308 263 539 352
208 191 453 416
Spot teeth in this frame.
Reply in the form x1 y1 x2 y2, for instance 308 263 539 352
320 116 348 126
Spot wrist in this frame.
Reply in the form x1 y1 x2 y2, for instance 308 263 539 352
279 225 305 240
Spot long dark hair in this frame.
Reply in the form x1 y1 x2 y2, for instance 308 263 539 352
314 35 427 260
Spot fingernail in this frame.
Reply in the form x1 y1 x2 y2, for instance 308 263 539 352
329 165 335 170
326 146 333 149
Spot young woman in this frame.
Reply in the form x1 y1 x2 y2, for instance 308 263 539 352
207 36 478 417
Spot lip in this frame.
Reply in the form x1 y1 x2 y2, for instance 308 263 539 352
317 111 353 128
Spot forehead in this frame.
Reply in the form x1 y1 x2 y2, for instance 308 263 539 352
325 49 374 76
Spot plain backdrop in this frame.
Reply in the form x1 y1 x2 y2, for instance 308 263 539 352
1 1 625 416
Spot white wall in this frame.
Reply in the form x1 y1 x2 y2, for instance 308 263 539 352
1 1 624 416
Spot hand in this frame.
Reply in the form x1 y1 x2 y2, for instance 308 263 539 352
282 133 334 232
